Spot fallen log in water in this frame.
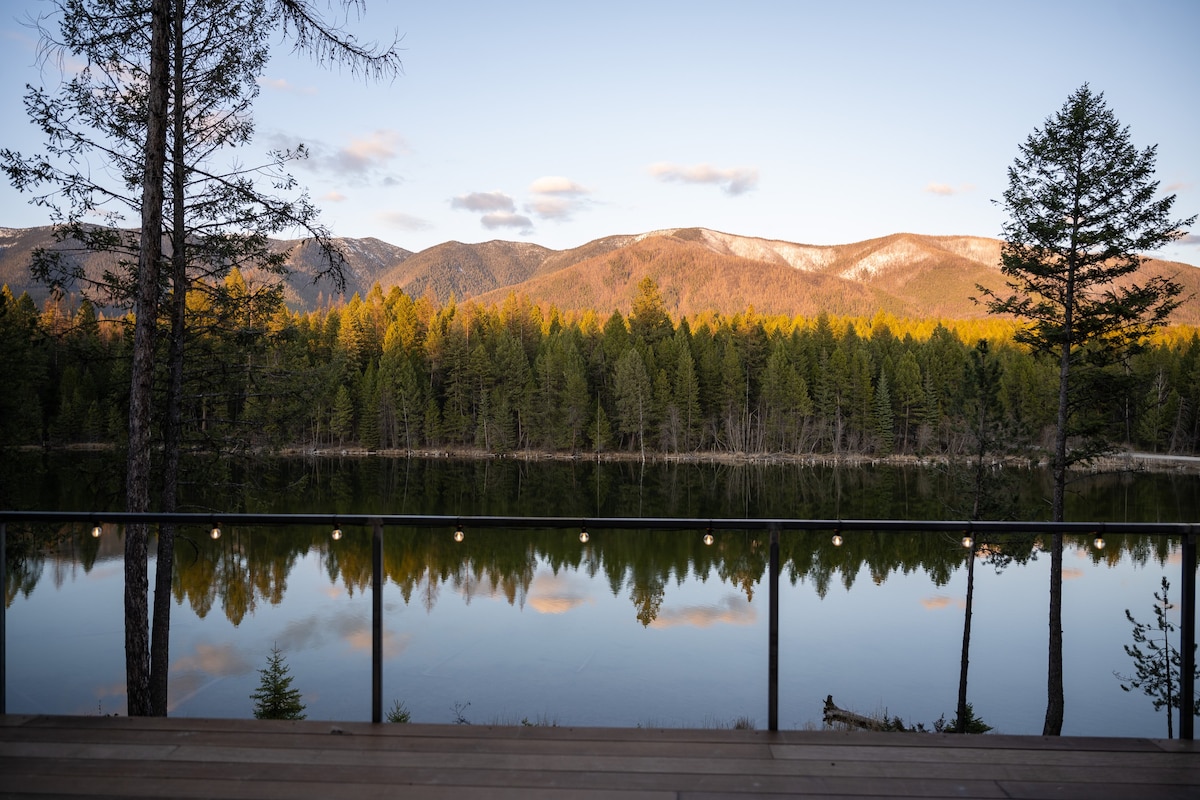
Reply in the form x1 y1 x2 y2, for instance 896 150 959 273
822 695 886 731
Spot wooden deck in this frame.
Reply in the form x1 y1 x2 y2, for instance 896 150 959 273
1 714 1197 799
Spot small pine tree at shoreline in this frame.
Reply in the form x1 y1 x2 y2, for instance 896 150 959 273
250 644 306 720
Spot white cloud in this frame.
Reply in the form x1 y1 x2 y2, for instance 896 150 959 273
377 210 433 231
335 129 408 173
451 191 515 213
527 176 592 221
924 182 975 196
528 196 575 220
529 175 589 195
648 162 759 195
1179 233 1200 246
270 129 407 178
323 190 347 202
481 211 534 233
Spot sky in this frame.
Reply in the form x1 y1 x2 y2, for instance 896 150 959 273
2 0 1198 263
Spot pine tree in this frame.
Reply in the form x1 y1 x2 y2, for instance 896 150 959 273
330 384 356 445
872 370 894 455
980 84 1195 736
250 644 307 720
1115 577 1200 739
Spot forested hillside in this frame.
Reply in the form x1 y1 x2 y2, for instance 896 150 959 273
7 225 1199 323
5 273 1200 460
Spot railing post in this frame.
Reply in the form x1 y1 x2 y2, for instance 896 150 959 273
1182 530 1196 741
768 524 780 732
372 518 383 724
1 521 6 715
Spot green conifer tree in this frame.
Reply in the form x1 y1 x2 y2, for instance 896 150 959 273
250 644 306 720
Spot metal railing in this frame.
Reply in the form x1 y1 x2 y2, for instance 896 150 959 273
2 512 1196 738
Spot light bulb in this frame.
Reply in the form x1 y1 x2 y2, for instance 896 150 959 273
332 528 343 541
91 525 102 538
1093 537 1105 550
832 534 843 547
579 530 589 543
703 533 715 546
454 527 465 543
210 526 221 540
962 536 974 549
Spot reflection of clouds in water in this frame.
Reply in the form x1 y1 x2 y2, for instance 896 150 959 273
94 680 126 715
278 607 408 658
171 642 253 676
921 595 964 611
649 594 755 629
347 629 411 659
84 564 124 582
1062 567 1084 581
528 571 594 615
168 642 255 714
277 607 367 651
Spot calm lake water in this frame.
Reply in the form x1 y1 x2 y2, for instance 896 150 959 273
3 451 1195 737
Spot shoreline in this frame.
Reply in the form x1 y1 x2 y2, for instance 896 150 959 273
276 445 1200 475
19 442 1200 474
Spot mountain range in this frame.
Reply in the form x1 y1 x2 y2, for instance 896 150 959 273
3 225 1199 323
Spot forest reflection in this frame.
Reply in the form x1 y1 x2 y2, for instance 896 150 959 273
5 451 1189 624
4 520 1176 633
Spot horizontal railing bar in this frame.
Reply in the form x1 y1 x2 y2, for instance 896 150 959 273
1 510 1196 537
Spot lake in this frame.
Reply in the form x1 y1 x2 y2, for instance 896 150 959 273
3 451 1194 736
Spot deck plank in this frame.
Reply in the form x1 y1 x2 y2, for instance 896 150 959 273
1 715 1197 800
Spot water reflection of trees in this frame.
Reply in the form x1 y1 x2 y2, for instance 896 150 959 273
12 524 1179 632
3 455 1189 623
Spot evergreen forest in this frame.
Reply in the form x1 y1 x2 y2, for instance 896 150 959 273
5 271 1200 461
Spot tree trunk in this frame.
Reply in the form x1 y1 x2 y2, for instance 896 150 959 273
1041 338 1070 738
957 543 975 733
1044 531 1064 735
1044 253 1074 737
149 0 187 717
1045 336 1069 734
822 695 885 731
125 0 171 718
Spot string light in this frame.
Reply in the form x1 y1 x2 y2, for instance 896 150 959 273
1093 536 1105 550
332 527 343 541
91 525 102 538
961 535 974 549
454 525 465 543
703 528 715 546
831 533 843 547
579 525 589 543
210 524 221 540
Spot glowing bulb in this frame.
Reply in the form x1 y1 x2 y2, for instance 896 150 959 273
831 534 843 547
579 530 589 543
332 528 343 541
703 533 715 546
91 525 102 538
1093 537 1105 550
454 527 465 543
210 526 221 540
962 536 974 549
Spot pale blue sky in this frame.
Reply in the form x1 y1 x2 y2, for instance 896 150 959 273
2 0 1198 263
